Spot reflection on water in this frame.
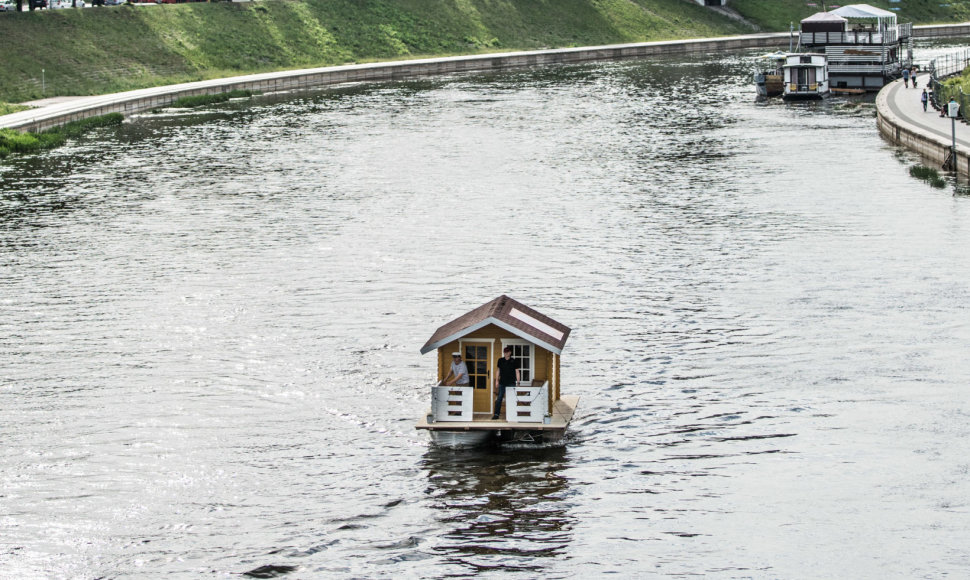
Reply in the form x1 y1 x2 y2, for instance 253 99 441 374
423 446 572 574
2 42 970 578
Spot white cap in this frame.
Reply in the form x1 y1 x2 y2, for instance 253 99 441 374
451 352 461 357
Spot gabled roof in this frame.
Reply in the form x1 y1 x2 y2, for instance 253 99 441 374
830 4 896 19
420 295 571 355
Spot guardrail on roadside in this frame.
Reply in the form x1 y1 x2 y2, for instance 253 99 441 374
928 47 970 116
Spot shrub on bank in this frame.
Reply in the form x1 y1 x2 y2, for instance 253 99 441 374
940 66 970 97
0 113 123 159
910 164 946 188
169 89 254 109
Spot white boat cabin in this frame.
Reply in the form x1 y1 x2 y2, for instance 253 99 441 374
783 53 830 100
418 295 572 426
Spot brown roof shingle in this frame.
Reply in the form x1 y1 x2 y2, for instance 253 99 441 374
420 295 571 354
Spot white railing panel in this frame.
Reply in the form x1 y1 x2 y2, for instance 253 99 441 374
505 383 549 423
431 385 473 422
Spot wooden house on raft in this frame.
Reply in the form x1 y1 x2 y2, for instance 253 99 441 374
415 295 579 447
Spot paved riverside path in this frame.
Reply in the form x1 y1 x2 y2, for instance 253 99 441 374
879 73 970 158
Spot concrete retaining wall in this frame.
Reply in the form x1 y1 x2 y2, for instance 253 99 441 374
876 91 970 178
913 23 970 38
2 33 792 133
876 113 968 176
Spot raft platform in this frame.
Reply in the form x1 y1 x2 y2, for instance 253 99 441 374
416 396 579 446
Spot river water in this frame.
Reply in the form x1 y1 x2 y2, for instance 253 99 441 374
2 45 969 578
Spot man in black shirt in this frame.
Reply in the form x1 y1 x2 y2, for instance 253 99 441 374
493 346 520 420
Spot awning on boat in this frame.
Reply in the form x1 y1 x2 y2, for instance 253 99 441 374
802 12 847 23
830 4 896 19
801 12 847 32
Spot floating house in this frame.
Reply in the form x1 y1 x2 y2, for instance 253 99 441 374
799 4 912 91
415 295 579 447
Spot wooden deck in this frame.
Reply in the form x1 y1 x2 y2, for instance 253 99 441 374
416 395 579 432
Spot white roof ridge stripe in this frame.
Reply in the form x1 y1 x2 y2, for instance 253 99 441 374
509 308 565 341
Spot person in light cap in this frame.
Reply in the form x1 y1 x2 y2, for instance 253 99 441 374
443 352 469 386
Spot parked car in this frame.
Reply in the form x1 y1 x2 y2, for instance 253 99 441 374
51 0 85 7
0 0 16 11
29 0 47 8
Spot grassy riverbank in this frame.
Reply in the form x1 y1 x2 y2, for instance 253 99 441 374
732 0 970 32
0 0 750 104
2 0 969 108
0 113 122 158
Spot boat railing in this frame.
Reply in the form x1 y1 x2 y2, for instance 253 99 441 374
503 381 549 423
430 385 473 422
827 63 898 74
427 381 551 423
801 25 908 46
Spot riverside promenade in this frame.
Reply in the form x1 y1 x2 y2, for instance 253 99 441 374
877 73 970 178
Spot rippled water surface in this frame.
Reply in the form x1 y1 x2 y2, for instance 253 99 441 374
3 47 970 578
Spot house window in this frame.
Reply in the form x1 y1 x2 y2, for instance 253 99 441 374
501 340 533 384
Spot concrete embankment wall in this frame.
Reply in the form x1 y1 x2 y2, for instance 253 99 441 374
876 97 970 178
913 23 970 38
3 33 792 133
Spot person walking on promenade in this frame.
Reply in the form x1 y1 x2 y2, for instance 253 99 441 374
902 67 910 88
912 68 918 89
921 89 929 112
492 346 520 420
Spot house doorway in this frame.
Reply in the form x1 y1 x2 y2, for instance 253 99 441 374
462 342 492 414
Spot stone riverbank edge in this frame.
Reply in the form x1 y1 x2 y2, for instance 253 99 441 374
875 89 968 178
2 24 968 136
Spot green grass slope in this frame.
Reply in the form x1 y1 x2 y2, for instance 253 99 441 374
732 0 970 32
0 0 750 104
3 0 968 105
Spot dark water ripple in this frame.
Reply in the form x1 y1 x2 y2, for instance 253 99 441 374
2 44 970 577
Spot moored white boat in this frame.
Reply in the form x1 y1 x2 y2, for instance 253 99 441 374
757 5 911 98
754 52 787 97
783 53 830 100
799 4 912 91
